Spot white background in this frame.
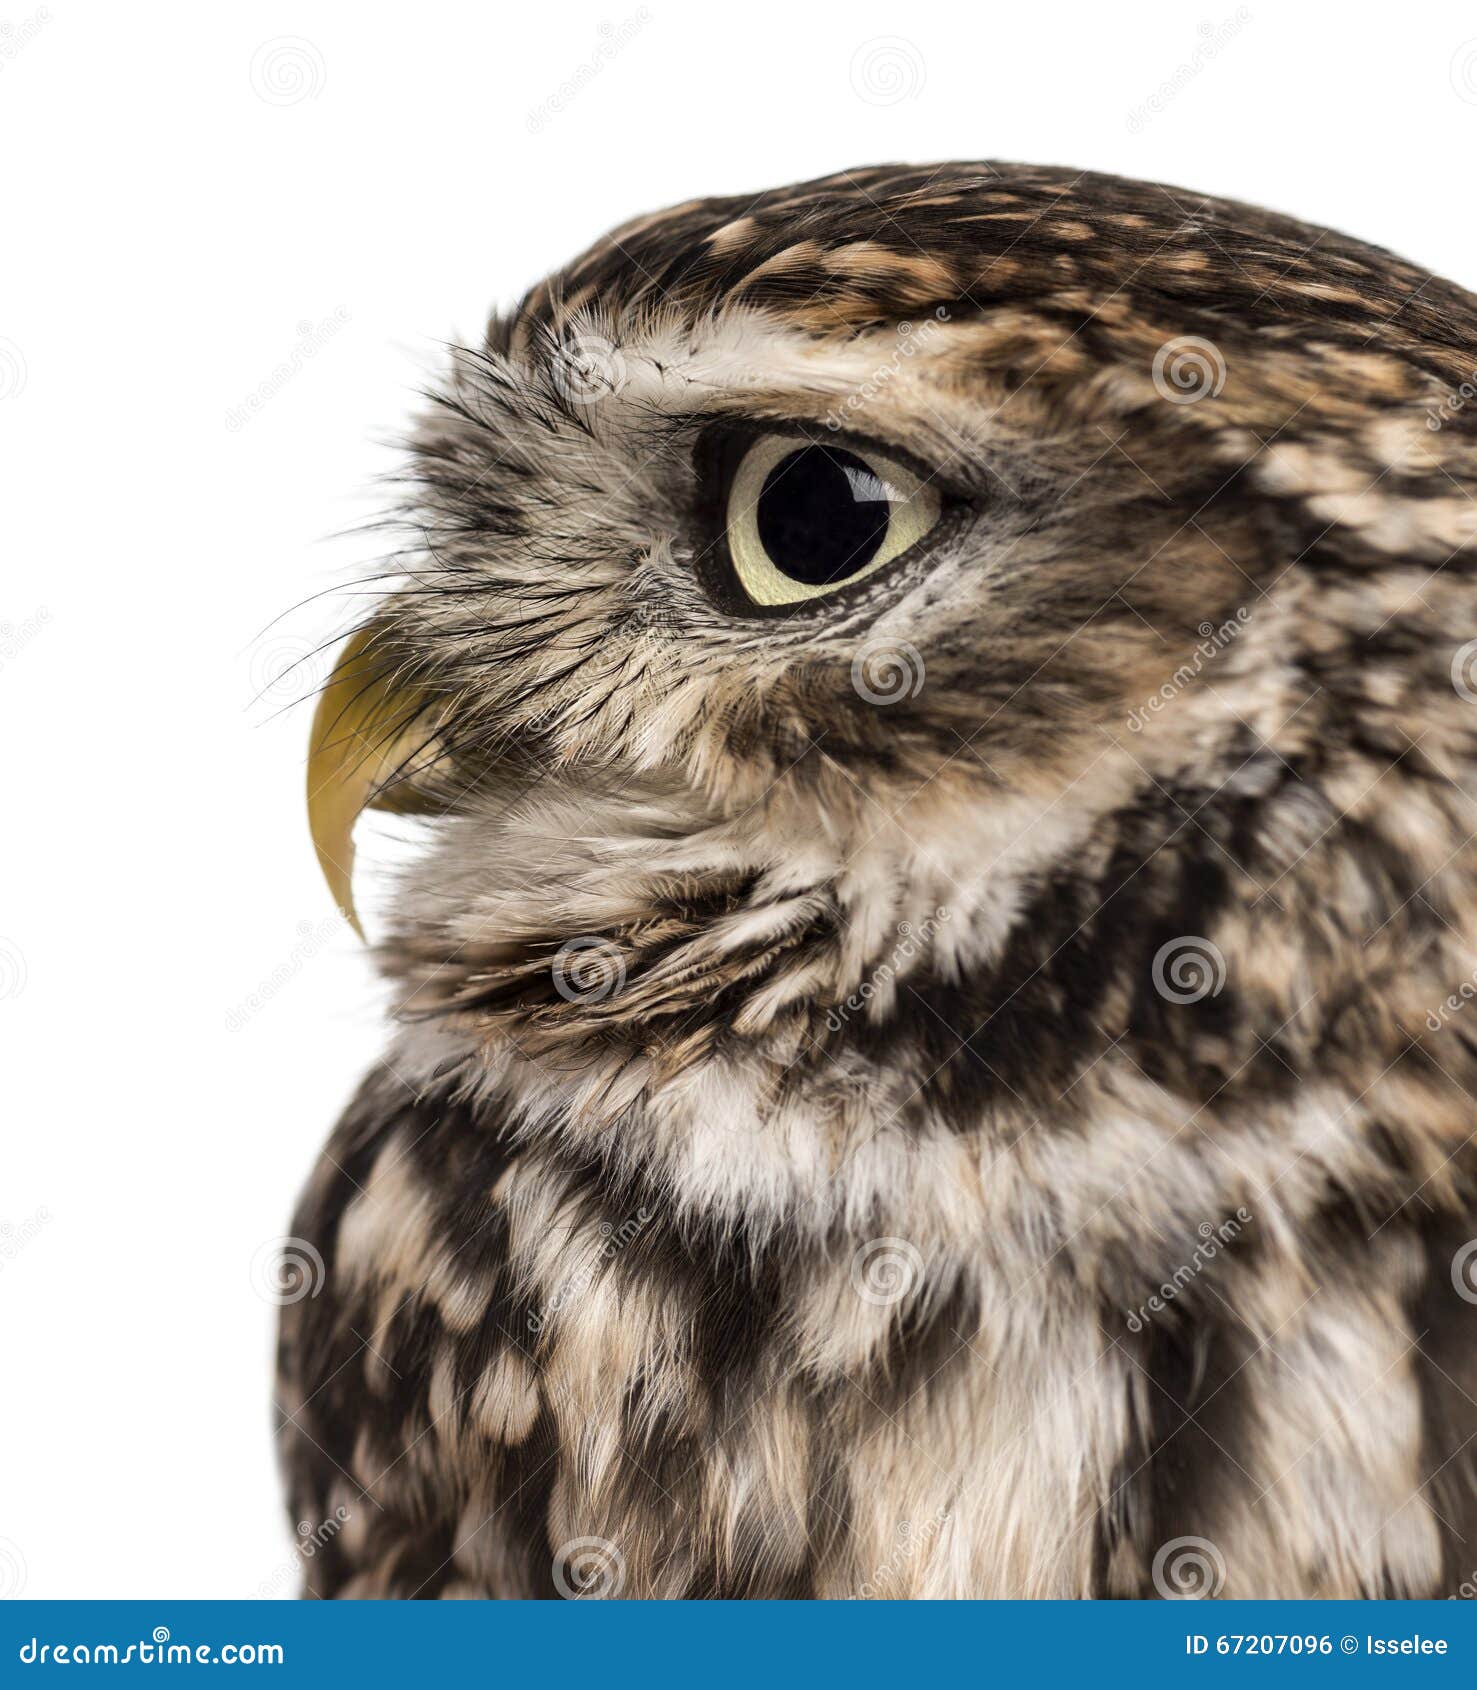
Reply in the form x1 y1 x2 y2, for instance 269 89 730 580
3 0 1476 1599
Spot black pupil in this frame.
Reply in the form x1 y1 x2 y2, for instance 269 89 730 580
755 446 892 586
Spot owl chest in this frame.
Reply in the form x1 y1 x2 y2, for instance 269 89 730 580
309 1116 1450 1599
505 1202 1120 1600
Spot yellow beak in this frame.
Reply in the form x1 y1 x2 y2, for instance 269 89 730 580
306 623 436 939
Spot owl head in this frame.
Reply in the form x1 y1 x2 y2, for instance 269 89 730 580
308 163 1477 1140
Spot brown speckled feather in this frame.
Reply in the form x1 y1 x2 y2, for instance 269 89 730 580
278 162 1477 1599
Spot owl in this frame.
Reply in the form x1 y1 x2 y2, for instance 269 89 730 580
277 162 1477 1600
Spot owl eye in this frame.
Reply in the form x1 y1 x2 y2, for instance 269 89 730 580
723 434 942 607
